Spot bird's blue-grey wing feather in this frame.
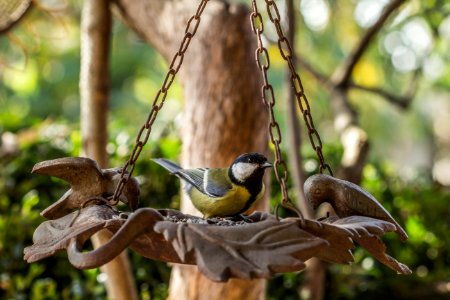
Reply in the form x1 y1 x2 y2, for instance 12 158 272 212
202 168 232 198
175 168 206 193
153 158 231 198
177 168 231 198
152 158 182 174
152 158 204 191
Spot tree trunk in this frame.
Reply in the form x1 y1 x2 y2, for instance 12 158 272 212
113 0 269 299
80 1 138 299
174 4 269 298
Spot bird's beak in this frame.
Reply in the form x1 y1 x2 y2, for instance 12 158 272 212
261 161 273 169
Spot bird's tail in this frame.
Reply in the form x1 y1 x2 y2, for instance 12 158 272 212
152 158 182 174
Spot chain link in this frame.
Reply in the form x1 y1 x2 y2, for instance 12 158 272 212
110 0 210 204
111 0 331 217
250 0 304 221
263 0 333 176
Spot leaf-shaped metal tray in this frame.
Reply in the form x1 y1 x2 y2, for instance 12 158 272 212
24 205 411 282
24 157 411 281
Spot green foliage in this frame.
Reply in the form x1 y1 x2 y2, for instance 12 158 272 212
270 158 450 299
0 124 180 299
323 163 450 299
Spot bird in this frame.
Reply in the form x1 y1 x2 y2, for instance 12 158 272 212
32 157 140 219
152 152 272 219
304 174 408 241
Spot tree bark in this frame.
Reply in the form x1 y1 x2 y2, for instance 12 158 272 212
113 0 269 299
80 1 138 299
175 4 269 298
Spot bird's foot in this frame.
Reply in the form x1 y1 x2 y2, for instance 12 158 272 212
206 218 218 224
203 214 253 226
229 214 253 223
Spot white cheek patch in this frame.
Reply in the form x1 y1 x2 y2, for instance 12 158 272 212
232 162 258 182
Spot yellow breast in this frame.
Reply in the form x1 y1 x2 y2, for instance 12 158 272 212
189 184 264 218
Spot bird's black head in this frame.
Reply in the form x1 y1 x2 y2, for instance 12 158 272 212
228 153 272 186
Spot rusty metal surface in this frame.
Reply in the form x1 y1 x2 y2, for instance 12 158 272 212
24 204 411 282
304 174 408 241
25 157 411 280
252 0 332 176
249 0 302 218
23 0 413 279
32 157 139 219
25 157 411 281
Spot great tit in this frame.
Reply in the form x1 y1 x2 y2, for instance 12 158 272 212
153 152 272 218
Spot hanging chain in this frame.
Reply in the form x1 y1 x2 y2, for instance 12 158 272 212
250 0 304 221
263 0 333 176
110 0 210 204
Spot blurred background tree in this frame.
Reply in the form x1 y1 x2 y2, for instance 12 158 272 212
0 0 449 299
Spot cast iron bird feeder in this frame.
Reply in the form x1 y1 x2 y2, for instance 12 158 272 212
24 0 411 282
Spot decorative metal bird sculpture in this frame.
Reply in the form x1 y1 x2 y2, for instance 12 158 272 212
32 157 140 219
304 174 408 241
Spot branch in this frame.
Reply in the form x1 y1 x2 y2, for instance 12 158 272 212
285 0 311 218
332 0 406 86
80 1 138 299
80 0 110 167
331 89 369 184
0 0 32 35
295 60 369 184
348 68 420 109
297 56 333 89
112 0 203 61
285 4 327 300
349 84 410 109
298 55 419 111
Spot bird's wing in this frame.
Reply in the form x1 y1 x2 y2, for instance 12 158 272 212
176 168 206 192
32 157 104 188
202 168 232 198
152 158 232 198
176 168 232 198
40 189 74 219
153 158 206 191
152 158 182 174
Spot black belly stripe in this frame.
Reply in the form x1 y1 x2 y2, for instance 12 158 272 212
236 193 258 215
228 168 265 216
